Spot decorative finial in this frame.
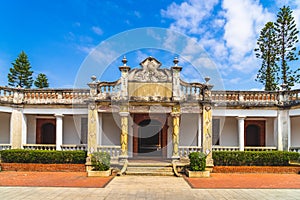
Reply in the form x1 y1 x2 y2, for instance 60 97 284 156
122 56 127 66
173 57 179 66
91 75 97 82
205 76 210 83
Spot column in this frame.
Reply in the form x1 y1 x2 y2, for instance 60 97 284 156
171 105 180 160
171 57 182 101
277 110 290 151
237 116 245 151
119 111 129 159
98 113 103 146
119 56 130 100
55 114 63 150
202 105 213 167
87 103 99 155
10 106 24 149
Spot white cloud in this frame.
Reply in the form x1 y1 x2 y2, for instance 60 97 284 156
161 0 219 34
222 0 274 62
92 26 103 35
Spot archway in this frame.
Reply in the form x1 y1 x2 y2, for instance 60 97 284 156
245 120 265 147
36 119 56 144
133 114 168 158
138 119 162 156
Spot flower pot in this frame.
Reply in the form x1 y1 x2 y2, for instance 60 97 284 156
186 169 210 178
87 169 111 177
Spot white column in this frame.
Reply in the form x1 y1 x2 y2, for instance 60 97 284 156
55 114 63 150
21 114 27 145
277 110 290 151
198 113 202 147
98 113 102 146
237 116 246 151
10 107 24 149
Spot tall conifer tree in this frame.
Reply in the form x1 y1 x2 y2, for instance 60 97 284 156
34 73 49 88
274 5 300 89
255 22 279 91
8 51 33 88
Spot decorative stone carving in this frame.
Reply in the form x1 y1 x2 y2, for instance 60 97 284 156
128 57 172 82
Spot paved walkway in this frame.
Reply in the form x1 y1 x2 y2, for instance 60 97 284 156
1 176 300 200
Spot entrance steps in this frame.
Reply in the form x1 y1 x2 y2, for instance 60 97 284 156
125 160 174 176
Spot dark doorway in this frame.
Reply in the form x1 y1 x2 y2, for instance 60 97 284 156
138 119 162 156
36 119 56 144
245 120 265 147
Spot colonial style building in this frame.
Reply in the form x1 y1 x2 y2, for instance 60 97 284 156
0 56 300 168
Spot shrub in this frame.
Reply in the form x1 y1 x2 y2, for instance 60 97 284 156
212 151 300 166
91 152 110 171
0 149 87 164
189 152 206 171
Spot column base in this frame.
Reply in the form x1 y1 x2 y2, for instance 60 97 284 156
171 155 180 160
118 155 128 162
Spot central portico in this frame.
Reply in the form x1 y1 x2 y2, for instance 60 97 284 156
87 56 214 167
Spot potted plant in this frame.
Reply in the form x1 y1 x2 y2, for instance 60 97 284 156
87 152 111 177
186 152 210 178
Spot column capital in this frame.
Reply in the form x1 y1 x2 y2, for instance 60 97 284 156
236 116 246 120
119 112 129 117
54 114 64 118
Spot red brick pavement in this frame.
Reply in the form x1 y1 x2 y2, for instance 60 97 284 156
185 173 300 189
0 171 299 189
0 172 113 188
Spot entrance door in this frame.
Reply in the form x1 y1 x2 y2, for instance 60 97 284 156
36 119 56 144
245 120 265 146
138 119 162 156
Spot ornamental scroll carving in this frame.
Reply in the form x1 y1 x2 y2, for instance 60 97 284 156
128 57 172 82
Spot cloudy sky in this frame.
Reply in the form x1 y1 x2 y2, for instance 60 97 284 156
0 0 300 90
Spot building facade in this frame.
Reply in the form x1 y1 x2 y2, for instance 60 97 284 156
0 57 300 166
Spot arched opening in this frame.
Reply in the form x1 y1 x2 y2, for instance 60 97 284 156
41 123 56 144
36 119 56 144
138 119 162 156
245 120 265 147
246 125 260 146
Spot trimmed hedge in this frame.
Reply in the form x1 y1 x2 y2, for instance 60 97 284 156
0 149 87 164
91 152 111 171
189 152 206 171
212 151 300 166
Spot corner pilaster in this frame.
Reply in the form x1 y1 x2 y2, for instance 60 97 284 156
119 106 129 159
202 104 213 167
171 105 181 160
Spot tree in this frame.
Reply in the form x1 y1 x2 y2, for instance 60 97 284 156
34 73 49 88
255 22 279 91
274 5 300 89
8 51 33 88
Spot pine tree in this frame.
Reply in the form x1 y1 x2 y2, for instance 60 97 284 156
34 73 49 88
8 51 33 88
255 22 279 91
274 5 300 89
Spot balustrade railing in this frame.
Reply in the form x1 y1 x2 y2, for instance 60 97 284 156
61 144 87 151
211 91 279 105
180 80 203 100
97 145 121 159
98 80 121 99
23 144 56 150
244 146 277 151
179 146 202 157
212 146 240 151
290 147 300 153
0 144 11 150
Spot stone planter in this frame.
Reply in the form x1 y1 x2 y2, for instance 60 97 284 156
87 169 111 177
186 169 210 178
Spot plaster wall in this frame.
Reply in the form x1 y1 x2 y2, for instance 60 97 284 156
0 112 10 143
179 114 198 146
101 113 120 145
291 116 300 146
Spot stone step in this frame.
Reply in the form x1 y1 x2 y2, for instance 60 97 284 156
126 166 174 176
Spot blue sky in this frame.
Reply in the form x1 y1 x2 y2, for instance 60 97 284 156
0 0 300 90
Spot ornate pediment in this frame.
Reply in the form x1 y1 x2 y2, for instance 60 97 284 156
128 57 172 82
